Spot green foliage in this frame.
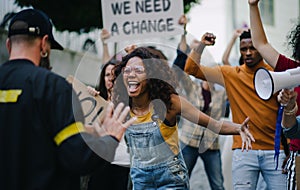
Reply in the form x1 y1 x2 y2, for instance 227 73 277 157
184 0 201 14
14 0 201 33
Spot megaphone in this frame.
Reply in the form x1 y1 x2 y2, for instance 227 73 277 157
254 67 300 100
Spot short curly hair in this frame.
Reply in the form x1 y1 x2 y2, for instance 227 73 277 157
288 22 300 61
112 47 178 119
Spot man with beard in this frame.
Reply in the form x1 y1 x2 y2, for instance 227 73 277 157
184 30 287 189
0 8 135 190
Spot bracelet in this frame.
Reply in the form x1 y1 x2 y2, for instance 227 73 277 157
284 103 298 115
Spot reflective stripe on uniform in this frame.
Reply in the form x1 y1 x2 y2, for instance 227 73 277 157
54 122 85 146
0 90 22 103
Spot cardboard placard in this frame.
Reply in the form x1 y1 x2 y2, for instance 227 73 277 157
67 75 108 125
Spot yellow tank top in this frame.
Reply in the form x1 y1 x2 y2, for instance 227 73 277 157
130 109 180 155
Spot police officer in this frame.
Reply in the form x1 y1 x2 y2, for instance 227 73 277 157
0 8 135 190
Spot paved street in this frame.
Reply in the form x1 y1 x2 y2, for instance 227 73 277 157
190 157 211 190
189 135 233 190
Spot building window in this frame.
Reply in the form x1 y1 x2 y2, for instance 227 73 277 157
259 0 274 26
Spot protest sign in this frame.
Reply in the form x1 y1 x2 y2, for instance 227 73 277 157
66 75 108 125
101 0 184 42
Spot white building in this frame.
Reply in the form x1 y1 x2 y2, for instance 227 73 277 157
187 0 299 65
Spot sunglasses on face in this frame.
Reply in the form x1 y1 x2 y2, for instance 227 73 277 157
122 65 145 75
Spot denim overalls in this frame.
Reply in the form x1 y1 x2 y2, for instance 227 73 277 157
125 113 189 190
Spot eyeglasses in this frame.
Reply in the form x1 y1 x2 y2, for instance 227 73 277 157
122 65 145 75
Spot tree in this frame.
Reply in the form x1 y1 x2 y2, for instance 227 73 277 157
14 0 201 33
183 0 201 14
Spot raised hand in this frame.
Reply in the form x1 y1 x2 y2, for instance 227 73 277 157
94 102 136 141
101 29 111 43
201 32 216 46
248 0 260 6
87 86 100 96
277 89 297 108
178 14 187 26
233 28 249 38
124 44 137 54
238 117 255 151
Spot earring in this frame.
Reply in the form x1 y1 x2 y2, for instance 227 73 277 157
40 51 48 58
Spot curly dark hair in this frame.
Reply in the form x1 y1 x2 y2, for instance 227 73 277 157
288 22 300 61
112 47 178 119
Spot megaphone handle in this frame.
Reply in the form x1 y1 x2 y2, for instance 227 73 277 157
280 88 295 107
